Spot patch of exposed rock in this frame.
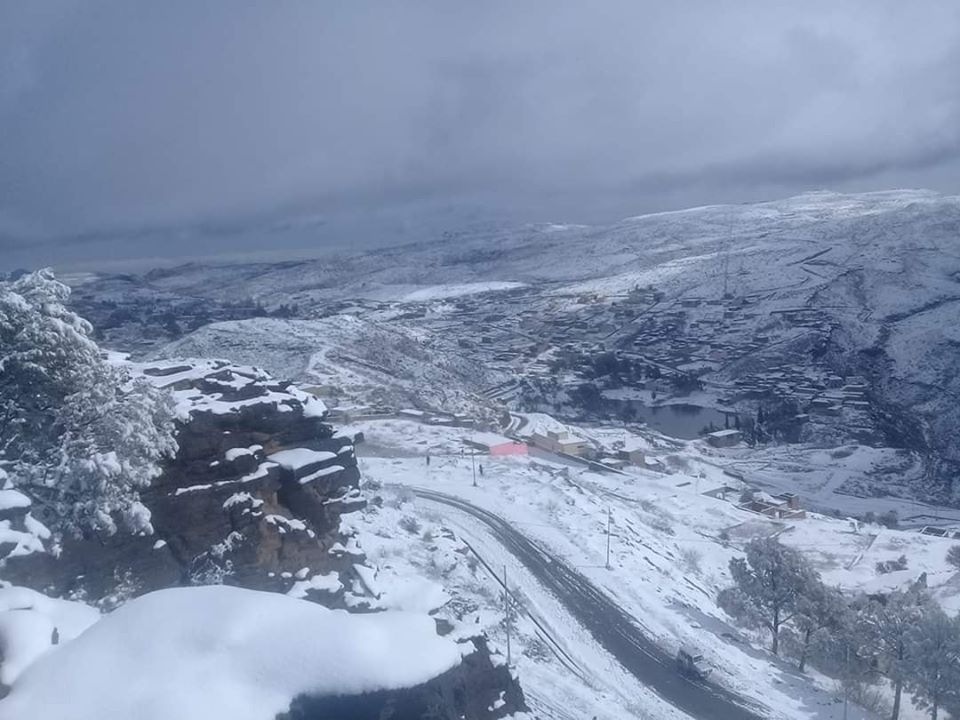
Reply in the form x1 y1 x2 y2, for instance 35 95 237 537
280 637 527 720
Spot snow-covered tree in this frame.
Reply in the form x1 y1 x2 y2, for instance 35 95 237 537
793 581 848 673
721 536 818 655
947 545 960 571
0 269 177 538
857 590 930 720
902 607 960 720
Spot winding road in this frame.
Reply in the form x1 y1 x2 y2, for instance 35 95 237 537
413 487 767 720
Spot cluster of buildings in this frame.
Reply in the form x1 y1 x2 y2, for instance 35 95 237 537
462 429 592 459
736 491 806 520
730 367 869 412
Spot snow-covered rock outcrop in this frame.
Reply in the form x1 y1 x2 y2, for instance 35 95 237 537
2 359 364 605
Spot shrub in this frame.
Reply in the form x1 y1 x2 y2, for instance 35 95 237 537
875 555 908 574
947 545 960 571
679 547 703 575
878 510 899 529
399 516 422 535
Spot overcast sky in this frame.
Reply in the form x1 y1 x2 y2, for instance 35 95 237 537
2 1 959 270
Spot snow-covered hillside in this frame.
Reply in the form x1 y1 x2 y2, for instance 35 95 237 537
152 316 508 417
74 189 960 500
338 414 960 720
129 190 958 304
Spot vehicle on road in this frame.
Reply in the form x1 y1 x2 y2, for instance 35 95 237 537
676 645 712 681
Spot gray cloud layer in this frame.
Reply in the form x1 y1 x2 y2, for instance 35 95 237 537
1 1 959 265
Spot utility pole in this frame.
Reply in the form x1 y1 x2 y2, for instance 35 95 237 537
605 508 612 570
843 644 849 720
470 448 477 487
503 564 511 666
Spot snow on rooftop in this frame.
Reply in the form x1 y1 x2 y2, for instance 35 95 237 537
707 429 741 437
464 432 520 448
0 585 462 720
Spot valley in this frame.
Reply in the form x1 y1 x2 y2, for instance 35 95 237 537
5 190 960 720
68 190 960 513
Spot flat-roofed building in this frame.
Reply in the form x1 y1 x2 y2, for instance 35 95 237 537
464 433 528 456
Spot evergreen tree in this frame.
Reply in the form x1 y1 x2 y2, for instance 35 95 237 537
794 582 848 672
721 536 819 655
0 270 177 538
858 590 929 720
902 606 960 720
947 545 960 571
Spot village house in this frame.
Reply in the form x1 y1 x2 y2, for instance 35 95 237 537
301 384 340 398
464 433 528 456
617 444 646 466
398 408 427 422
706 429 742 448
738 491 806 520
529 430 590 456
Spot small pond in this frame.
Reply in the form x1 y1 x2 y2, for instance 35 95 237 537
615 401 737 440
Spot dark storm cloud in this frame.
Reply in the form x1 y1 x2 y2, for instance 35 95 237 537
1 0 959 258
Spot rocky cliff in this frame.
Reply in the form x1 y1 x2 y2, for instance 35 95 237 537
282 637 526 720
0 358 527 719
2 358 365 606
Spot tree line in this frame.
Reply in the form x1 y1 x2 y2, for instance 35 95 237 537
720 536 960 719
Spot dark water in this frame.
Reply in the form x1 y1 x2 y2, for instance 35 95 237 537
620 402 735 440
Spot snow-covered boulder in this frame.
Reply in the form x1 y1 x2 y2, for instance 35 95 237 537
0 585 463 720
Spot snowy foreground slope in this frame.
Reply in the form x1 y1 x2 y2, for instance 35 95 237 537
0 586 462 720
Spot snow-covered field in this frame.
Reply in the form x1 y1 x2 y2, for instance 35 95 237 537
400 282 526 302
339 416 960 720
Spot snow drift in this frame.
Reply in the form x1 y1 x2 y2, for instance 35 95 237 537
0 585 463 720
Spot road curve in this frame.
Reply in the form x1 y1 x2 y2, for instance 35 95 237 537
413 487 767 720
